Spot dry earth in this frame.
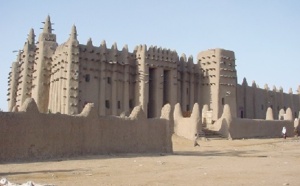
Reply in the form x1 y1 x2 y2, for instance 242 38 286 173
1 135 300 186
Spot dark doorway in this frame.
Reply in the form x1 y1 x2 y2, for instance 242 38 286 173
163 70 170 105
148 68 155 118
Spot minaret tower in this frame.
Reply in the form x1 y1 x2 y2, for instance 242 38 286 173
198 48 237 122
31 16 57 113
65 25 80 114
12 28 36 110
7 52 21 111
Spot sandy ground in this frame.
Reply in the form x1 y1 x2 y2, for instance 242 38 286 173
1 135 300 186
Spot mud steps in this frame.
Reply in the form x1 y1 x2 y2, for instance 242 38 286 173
199 128 226 140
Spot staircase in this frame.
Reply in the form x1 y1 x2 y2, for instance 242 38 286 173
199 128 225 139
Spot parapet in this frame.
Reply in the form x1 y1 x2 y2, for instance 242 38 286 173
285 108 293 121
19 98 39 113
129 105 147 120
173 103 201 140
160 103 171 120
146 45 178 62
266 107 274 120
173 103 183 119
77 103 97 118
221 104 232 121
190 103 200 121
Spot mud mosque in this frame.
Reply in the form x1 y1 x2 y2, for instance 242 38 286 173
7 16 300 122
1 16 300 161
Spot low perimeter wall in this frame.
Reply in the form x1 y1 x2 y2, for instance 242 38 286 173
210 104 294 139
0 99 172 162
229 118 293 139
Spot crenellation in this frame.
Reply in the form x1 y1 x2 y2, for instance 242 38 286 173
264 84 269 91
279 86 283 92
252 80 257 88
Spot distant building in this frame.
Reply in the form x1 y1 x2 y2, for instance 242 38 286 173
7 16 300 122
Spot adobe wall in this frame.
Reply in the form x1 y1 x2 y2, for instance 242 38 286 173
0 99 172 162
237 81 300 119
229 118 294 139
173 103 202 140
208 104 294 139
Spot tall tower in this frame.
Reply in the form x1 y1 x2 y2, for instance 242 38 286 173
16 29 35 109
198 48 237 122
65 25 80 114
135 45 149 116
31 16 57 113
7 56 20 111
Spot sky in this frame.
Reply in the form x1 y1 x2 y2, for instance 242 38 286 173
0 0 299 111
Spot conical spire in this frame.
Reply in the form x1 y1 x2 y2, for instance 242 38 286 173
112 42 118 50
180 53 187 62
43 15 52 33
123 44 128 51
70 24 77 40
252 80 257 88
87 37 93 46
188 55 193 63
264 84 269 91
101 40 107 47
16 50 22 62
27 28 35 45
242 77 248 86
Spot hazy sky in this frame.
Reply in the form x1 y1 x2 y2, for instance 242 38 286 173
0 0 299 111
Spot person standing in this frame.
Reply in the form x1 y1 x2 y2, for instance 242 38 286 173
282 126 287 139
194 133 200 147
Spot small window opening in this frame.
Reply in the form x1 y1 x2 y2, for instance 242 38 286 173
85 74 90 82
118 101 121 109
105 100 110 109
129 99 134 109
107 77 111 84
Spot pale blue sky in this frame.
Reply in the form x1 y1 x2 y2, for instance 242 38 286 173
0 0 299 111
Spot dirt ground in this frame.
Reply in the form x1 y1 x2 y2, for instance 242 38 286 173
1 135 300 186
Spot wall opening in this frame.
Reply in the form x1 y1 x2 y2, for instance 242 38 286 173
163 70 170 105
105 100 110 109
129 99 134 109
148 68 155 118
107 77 111 84
118 101 121 109
85 74 90 82
180 72 184 105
